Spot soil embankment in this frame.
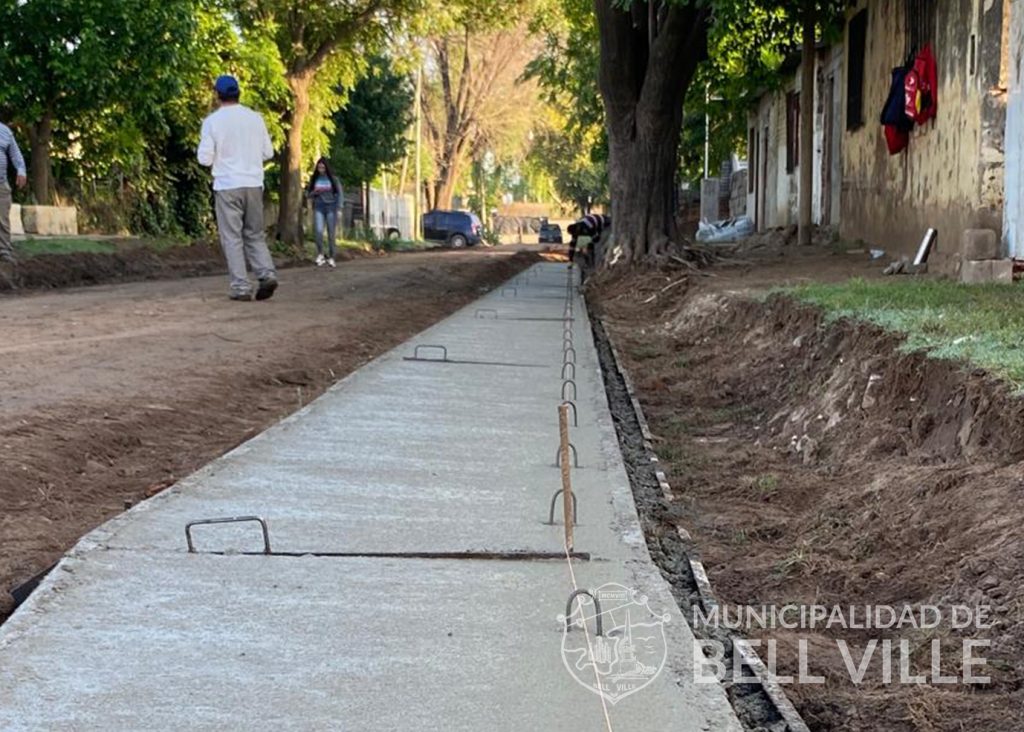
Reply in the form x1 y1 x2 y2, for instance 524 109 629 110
594 267 1024 732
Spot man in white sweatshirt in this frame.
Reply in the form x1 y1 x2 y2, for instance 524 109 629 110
198 75 278 301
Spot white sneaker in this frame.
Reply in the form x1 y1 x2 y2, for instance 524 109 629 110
315 254 326 267
327 257 336 268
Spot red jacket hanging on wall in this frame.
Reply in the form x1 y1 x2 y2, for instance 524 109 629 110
904 44 938 124
881 67 913 154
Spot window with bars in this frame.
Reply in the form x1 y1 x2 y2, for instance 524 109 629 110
748 127 756 193
846 9 867 130
786 92 800 173
904 0 936 60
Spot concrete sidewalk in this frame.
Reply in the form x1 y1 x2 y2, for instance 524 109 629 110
0 263 742 731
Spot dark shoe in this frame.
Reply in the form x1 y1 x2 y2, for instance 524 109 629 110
229 291 253 301
255 277 278 301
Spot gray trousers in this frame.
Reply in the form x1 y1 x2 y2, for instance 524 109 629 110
214 187 277 294
0 183 13 261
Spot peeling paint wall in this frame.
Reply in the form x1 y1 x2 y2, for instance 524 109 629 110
839 0 1006 265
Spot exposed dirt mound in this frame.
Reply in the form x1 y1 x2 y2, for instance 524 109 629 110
0 242 379 292
595 275 1024 732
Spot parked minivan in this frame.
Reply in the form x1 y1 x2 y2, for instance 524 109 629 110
422 210 483 248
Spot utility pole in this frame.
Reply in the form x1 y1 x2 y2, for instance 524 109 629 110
414 63 423 241
704 82 710 179
798 0 815 246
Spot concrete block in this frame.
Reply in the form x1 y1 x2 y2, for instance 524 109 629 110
959 259 1015 284
700 178 720 222
991 258 1015 284
729 170 748 217
960 260 993 284
20 205 78 236
10 203 23 235
961 228 999 260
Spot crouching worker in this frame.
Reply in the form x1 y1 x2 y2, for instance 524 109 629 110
566 213 610 282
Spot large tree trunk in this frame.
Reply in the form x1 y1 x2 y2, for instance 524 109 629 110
606 108 684 262
432 171 459 210
278 73 312 247
594 1 708 265
27 111 53 204
429 128 467 210
798 2 815 246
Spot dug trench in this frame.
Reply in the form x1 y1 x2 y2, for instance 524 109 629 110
591 275 1024 732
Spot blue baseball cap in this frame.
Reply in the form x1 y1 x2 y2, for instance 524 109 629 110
214 75 240 98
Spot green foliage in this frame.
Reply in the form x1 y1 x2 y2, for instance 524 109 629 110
788 278 1024 391
533 0 847 190
528 118 607 213
0 0 195 124
525 0 608 212
479 227 502 247
0 0 299 236
234 0 418 70
330 56 413 187
419 1 544 209
679 0 847 184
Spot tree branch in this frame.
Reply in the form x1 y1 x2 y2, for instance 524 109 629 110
638 4 708 116
305 0 387 72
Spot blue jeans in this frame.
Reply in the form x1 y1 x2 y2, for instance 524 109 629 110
314 205 337 258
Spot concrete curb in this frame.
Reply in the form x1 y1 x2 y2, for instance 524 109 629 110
601 317 811 732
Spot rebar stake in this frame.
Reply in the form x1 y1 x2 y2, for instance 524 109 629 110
555 442 581 469
411 344 449 361
547 488 579 525
561 400 578 427
186 516 271 554
558 403 574 551
564 589 603 636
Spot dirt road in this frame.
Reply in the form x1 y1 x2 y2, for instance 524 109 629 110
0 249 538 617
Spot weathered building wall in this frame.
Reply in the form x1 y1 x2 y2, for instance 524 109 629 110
1002 0 1023 256
769 86 793 228
840 0 1006 266
747 47 844 231
748 79 799 229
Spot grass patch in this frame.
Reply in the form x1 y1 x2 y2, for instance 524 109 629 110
787 277 1024 389
753 473 780 500
17 238 118 257
16 236 193 258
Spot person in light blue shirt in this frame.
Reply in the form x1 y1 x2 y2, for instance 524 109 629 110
0 122 27 263
305 157 343 268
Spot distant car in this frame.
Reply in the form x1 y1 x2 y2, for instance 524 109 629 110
539 222 563 244
422 210 483 248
